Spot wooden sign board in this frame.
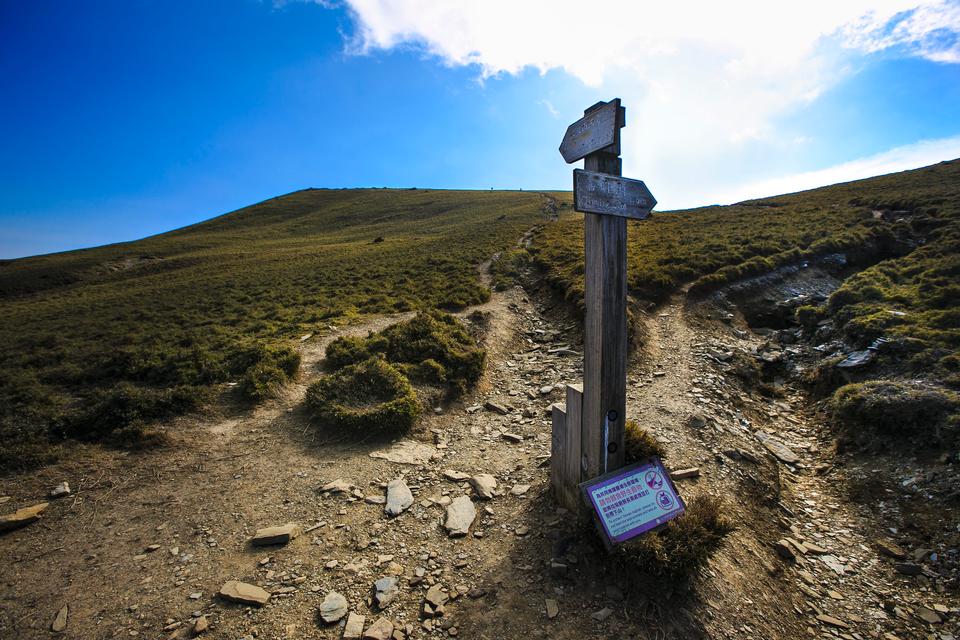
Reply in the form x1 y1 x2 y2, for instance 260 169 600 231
580 456 685 548
573 169 656 219
559 99 621 164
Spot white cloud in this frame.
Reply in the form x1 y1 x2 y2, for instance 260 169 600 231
539 99 559 118
711 135 960 204
338 1 960 83
322 1 960 206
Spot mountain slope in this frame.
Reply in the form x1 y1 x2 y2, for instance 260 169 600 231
0 188 560 471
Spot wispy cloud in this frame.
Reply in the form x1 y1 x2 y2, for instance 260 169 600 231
841 2 960 62
711 135 960 204
539 99 559 118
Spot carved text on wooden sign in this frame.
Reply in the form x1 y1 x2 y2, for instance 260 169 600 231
573 169 656 219
559 99 621 164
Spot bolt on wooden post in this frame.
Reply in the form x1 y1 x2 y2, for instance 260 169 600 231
555 99 656 512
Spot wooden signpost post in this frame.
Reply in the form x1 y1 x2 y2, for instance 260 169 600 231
553 98 658 522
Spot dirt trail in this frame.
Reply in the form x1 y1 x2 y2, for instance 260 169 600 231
0 271 955 639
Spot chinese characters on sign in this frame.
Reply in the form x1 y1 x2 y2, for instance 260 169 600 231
573 169 656 220
580 456 685 546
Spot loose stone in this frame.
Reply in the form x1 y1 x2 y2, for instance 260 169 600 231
385 479 414 517
219 581 270 606
319 591 349 623
250 523 301 546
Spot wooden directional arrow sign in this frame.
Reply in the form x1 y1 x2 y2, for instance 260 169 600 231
573 169 656 220
559 99 622 164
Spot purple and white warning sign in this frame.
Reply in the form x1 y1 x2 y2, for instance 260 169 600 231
579 457 685 547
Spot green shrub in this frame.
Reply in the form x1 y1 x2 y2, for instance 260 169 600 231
232 343 300 401
325 311 485 397
795 304 825 329
624 420 667 464
325 335 380 369
831 380 959 442
306 357 420 435
69 382 207 442
489 248 530 290
239 363 287 402
616 495 733 581
0 418 60 474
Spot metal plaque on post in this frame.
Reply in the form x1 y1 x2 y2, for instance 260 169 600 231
579 456 685 548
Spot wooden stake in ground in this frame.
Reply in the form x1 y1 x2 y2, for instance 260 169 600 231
555 99 656 508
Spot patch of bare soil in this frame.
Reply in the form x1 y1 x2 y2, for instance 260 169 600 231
1 261 956 640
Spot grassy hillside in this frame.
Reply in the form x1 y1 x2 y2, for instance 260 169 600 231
3 161 958 474
531 159 960 434
0 188 559 472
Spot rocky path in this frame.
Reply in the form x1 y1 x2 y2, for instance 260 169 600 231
1 278 956 640
628 294 958 640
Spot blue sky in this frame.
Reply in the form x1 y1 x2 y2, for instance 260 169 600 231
2 0 959 258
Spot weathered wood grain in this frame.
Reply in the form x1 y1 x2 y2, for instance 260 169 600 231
581 121 628 481
574 169 655 219
559 98 622 163
581 211 627 480
563 384 583 510
550 402 567 495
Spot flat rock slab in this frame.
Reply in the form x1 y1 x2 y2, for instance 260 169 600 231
0 502 48 533
774 539 797 560
917 606 942 624
545 598 559 619
755 432 800 464
484 401 510 415
836 349 875 369
669 467 700 480
444 496 476 537
250 523 301 546
374 576 400 609
425 584 449 608
320 479 354 494
362 616 394 640
384 479 413 517
369 441 438 466
510 484 530 496
894 562 923 575
219 580 270 606
816 614 849 629
469 474 497 500
192 615 209 635
319 591 348 623
443 470 471 482
51 605 68 632
875 539 907 560
343 613 365 639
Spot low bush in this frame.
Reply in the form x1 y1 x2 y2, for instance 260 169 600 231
830 380 959 443
68 382 209 442
616 495 734 581
624 420 667 464
239 363 288 402
305 356 420 435
795 304 826 330
325 311 485 398
0 419 61 474
489 248 530 291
